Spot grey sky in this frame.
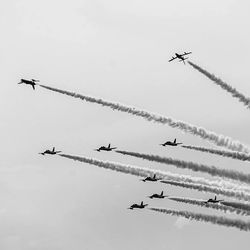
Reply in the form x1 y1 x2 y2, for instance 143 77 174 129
1 0 250 249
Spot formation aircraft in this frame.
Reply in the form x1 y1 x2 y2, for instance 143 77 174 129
160 138 182 147
18 78 39 90
169 52 192 64
142 174 160 182
205 195 223 204
129 201 148 210
148 191 166 199
95 144 117 152
40 147 61 155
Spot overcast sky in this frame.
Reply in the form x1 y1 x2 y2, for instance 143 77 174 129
1 0 250 249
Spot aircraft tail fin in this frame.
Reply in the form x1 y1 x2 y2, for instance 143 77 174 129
53 147 55 152
108 143 111 148
174 139 176 143
161 191 163 196
215 195 217 200
141 201 143 206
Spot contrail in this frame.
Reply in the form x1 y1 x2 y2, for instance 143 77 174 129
39 84 249 153
188 61 250 109
182 145 250 162
168 196 250 216
116 150 250 185
161 180 250 202
221 201 250 215
149 207 250 231
59 153 250 201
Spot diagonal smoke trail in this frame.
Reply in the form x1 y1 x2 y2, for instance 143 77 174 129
188 61 250 109
149 207 250 231
116 150 250 185
161 180 250 202
59 153 250 201
39 84 249 153
182 145 250 162
168 196 250 216
221 201 250 215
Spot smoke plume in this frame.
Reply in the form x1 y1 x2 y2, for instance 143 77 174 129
182 145 250 162
149 207 250 231
39 84 249 153
188 61 250 109
116 150 250 185
168 196 250 216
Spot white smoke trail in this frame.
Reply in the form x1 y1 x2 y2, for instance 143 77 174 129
168 196 250 216
161 180 250 202
221 201 250 215
182 145 250 162
59 154 250 201
116 150 250 185
188 61 250 109
149 207 250 231
39 84 249 153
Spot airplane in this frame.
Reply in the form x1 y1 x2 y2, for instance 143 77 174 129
39 147 62 155
129 201 148 210
141 174 160 182
204 195 223 204
18 78 39 90
168 52 192 64
160 138 182 147
148 191 166 199
95 144 117 152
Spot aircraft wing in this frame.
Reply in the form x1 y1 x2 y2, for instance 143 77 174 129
183 52 192 56
168 56 177 62
32 84 35 90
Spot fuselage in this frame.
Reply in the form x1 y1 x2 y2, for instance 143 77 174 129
129 204 147 209
149 194 165 199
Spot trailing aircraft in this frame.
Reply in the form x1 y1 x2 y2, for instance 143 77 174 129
160 138 182 147
129 201 148 210
39 147 61 155
95 144 117 152
142 174 160 182
148 191 166 199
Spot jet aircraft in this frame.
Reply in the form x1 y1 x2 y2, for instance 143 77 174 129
129 201 148 210
142 174 160 182
95 144 117 152
160 138 182 147
40 147 61 155
18 78 39 90
205 195 223 204
168 52 192 64
148 191 166 199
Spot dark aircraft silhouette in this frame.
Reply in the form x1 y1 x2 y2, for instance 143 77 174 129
40 147 61 155
95 144 117 152
142 174 160 182
205 195 223 204
129 201 148 210
169 52 192 64
160 138 182 147
148 191 166 199
18 78 39 90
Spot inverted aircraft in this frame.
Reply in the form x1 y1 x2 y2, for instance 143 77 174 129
18 78 39 90
169 52 192 64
